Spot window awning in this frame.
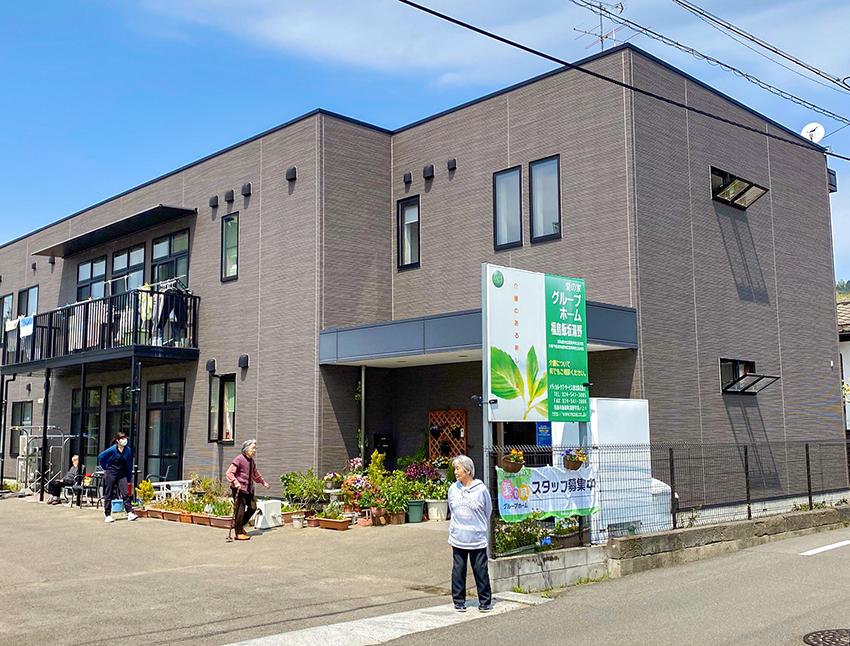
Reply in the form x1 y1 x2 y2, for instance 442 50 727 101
31 204 197 258
722 373 780 394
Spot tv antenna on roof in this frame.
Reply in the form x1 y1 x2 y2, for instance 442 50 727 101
573 2 626 53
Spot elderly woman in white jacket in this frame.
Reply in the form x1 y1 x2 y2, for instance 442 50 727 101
447 454 493 613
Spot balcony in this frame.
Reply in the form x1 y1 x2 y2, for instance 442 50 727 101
1 289 200 373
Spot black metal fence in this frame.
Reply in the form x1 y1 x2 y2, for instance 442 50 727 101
486 441 850 556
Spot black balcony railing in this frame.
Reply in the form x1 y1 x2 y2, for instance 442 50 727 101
2 289 200 367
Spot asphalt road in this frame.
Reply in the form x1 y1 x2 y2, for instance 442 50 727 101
388 528 850 646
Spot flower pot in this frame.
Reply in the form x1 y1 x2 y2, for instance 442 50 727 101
388 511 406 525
370 507 388 526
407 500 425 523
162 510 181 522
343 503 354 513
209 515 234 529
292 514 306 529
191 513 211 526
356 516 373 527
429 427 441 438
451 428 463 439
501 457 524 473
134 508 149 518
563 458 584 471
306 517 320 528
179 512 193 524
147 508 163 520
425 499 448 521
282 510 307 525
317 518 350 531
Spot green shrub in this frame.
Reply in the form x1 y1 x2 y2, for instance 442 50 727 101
318 501 344 520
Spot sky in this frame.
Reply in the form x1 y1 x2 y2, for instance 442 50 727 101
0 0 847 278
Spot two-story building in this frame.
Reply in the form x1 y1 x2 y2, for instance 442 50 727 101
0 44 844 493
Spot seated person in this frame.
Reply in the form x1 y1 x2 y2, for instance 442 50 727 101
47 455 80 505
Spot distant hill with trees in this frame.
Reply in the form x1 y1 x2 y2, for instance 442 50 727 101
838 280 850 303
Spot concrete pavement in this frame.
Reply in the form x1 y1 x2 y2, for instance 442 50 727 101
0 496 483 646
388 527 850 646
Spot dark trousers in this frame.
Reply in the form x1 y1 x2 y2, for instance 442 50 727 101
233 490 256 535
451 547 492 607
102 471 132 516
47 481 65 498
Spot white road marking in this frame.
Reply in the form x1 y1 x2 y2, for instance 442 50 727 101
799 540 850 556
225 594 547 646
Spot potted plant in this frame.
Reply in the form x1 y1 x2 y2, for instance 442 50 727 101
551 518 580 549
448 423 464 439
291 513 306 529
208 497 234 529
424 480 450 521
429 424 441 438
561 448 588 471
280 501 306 524
501 449 525 473
384 474 409 525
186 497 210 526
323 471 343 491
431 456 451 481
316 501 349 530
406 481 426 523
134 479 156 517
360 487 387 526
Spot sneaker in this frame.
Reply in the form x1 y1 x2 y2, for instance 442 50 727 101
454 603 467 613
478 603 493 613
104 516 114 524
127 512 138 521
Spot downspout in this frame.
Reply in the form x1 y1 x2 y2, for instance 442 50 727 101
360 365 366 464
0 373 17 483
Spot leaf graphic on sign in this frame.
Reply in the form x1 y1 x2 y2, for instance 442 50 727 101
526 346 539 401
531 371 547 403
490 346 524 400
534 399 548 416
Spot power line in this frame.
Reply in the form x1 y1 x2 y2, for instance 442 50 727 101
684 7 850 97
394 0 850 162
569 0 850 126
671 0 850 92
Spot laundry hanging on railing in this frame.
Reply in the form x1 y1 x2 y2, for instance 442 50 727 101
4 317 19 333
19 316 34 338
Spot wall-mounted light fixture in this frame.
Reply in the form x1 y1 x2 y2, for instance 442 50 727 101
209 195 219 208
241 182 252 196
31 262 37 272
238 354 249 369
447 158 457 172
224 189 235 203
286 167 297 182
206 359 217 373
423 164 435 180
403 172 412 185
48 256 56 266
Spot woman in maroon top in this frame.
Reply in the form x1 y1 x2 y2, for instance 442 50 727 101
225 439 270 540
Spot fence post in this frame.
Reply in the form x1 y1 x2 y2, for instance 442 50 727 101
744 446 752 520
669 447 678 530
805 443 813 511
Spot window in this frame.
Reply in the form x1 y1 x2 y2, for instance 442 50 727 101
0 293 12 346
111 245 145 294
530 156 561 242
208 374 236 443
71 387 102 460
720 358 779 394
711 167 768 209
76 257 107 301
397 196 420 269
106 384 132 439
17 286 38 317
9 401 33 459
221 213 239 281
151 229 189 286
493 167 522 250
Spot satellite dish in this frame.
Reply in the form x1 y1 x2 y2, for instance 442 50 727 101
801 122 825 143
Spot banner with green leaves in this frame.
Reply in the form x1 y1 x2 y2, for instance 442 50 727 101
483 264 589 422
496 465 599 523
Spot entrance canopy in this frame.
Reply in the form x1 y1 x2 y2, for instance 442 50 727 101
320 303 637 368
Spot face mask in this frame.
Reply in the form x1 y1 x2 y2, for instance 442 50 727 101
118 439 128 447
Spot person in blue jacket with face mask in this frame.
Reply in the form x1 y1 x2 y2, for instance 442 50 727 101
98 432 138 524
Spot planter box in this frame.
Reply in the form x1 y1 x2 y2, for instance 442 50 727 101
133 508 149 518
179 513 192 524
388 512 406 525
162 510 181 522
317 518 350 531
426 500 448 521
306 517 320 528
209 516 234 529
191 513 211 526
147 509 163 520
